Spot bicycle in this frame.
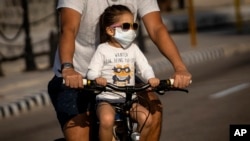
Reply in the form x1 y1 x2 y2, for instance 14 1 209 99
83 78 188 141
55 78 189 141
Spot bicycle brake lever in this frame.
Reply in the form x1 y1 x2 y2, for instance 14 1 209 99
84 84 106 94
154 87 189 95
155 90 166 95
170 87 189 93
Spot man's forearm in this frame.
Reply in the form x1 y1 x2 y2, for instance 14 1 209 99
153 26 187 72
59 31 75 64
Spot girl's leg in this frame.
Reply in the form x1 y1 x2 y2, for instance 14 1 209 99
96 102 115 141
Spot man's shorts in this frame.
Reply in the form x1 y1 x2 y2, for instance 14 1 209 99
47 76 96 128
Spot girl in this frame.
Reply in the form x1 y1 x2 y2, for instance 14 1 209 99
87 5 160 141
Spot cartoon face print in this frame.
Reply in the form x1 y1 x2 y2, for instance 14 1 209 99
112 64 131 86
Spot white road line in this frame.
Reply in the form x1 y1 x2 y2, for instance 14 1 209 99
210 83 250 99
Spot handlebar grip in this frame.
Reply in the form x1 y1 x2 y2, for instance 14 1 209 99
62 79 90 86
169 79 192 85
169 79 174 85
82 79 88 85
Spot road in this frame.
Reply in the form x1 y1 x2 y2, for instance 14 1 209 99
0 52 249 141
160 54 250 141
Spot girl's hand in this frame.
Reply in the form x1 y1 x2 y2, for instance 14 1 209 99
148 78 160 88
96 77 107 86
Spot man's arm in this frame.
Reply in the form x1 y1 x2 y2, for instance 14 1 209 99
58 8 83 88
142 11 192 88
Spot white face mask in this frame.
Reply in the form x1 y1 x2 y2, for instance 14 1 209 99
113 28 137 49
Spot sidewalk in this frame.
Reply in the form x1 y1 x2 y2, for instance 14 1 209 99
0 5 250 119
161 4 250 32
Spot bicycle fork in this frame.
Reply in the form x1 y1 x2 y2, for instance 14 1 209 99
112 109 140 141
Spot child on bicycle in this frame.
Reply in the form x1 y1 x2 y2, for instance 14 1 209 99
87 5 160 141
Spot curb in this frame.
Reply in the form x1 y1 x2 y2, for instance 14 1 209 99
0 91 51 120
151 43 250 75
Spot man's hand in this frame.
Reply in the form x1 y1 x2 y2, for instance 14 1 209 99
62 68 83 88
172 70 192 88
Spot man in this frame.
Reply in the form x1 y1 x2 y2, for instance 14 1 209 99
48 0 192 141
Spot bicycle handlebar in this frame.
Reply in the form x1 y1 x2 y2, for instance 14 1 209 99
73 79 189 95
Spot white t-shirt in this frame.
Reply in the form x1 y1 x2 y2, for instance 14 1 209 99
87 42 155 103
53 0 160 77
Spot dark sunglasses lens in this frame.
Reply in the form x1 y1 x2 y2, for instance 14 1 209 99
133 23 138 30
122 23 131 30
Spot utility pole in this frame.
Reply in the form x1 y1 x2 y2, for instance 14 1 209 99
234 0 242 33
22 0 37 71
49 0 59 68
178 0 185 9
188 0 197 47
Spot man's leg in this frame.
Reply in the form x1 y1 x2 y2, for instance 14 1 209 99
130 103 153 141
63 113 91 141
138 91 163 141
48 76 95 141
147 92 163 141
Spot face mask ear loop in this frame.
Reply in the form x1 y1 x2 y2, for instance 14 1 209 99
112 29 115 37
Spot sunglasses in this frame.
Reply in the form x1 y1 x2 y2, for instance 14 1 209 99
113 67 131 73
111 22 139 31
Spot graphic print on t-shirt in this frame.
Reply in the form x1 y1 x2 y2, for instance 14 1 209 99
102 51 135 86
112 64 132 86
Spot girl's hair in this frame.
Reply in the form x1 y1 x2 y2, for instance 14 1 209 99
99 5 133 43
